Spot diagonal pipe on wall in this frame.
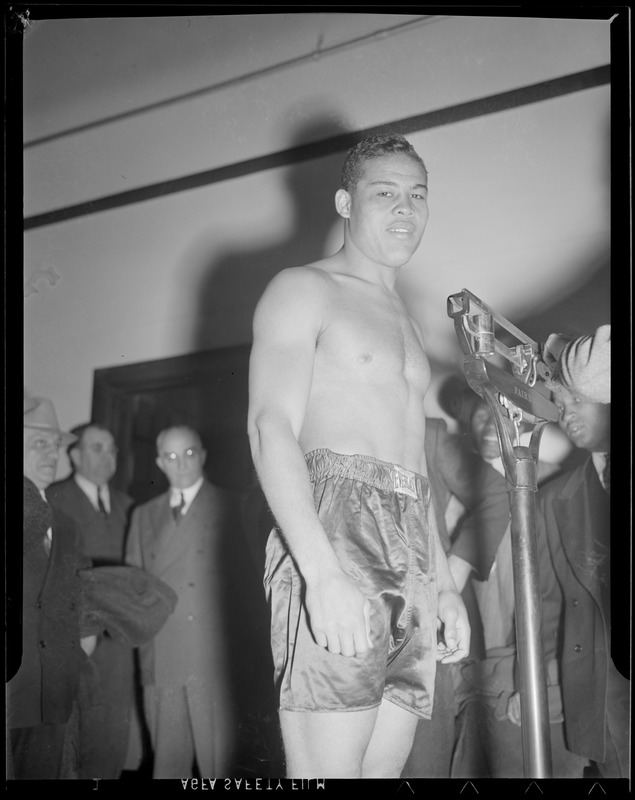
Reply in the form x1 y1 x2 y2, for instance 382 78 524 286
23 64 610 231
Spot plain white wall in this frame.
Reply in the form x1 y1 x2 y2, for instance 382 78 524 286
22 13 612 476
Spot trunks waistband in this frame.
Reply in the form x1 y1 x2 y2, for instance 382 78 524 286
304 448 429 501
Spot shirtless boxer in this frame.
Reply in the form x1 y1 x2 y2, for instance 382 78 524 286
248 133 470 778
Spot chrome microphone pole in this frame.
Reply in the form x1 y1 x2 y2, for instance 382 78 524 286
447 289 558 778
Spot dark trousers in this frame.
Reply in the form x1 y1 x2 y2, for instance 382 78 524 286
593 659 631 778
78 636 136 779
401 663 457 778
451 700 588 778
10 723 70 780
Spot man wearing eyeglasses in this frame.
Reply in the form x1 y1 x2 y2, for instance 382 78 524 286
124 425 236 778
47 423 137 779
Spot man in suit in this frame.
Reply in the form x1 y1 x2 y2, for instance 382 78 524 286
402 377 527 779
469 325 625 779
125 425 236 778
528 324 628 778
8 397 95 779
46 423 138 779
48 424 133 565
400 413 490 778
444 391 587 779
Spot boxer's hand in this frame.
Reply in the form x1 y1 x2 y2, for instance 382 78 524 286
305 568 373 657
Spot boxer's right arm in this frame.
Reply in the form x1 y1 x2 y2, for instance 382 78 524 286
248 267 372 657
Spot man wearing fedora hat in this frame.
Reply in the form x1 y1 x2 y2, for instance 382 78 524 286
526 325 628 779
7 396 95 779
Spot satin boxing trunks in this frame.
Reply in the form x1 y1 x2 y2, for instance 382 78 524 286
264 448 438 719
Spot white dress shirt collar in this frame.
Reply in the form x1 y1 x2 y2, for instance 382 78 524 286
170 477 204 514
75 472 111 513
591 452 609 489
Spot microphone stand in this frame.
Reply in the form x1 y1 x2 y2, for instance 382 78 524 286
447 289 559 778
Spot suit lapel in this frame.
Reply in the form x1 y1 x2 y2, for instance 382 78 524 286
147 481 230 576
552 459 608 602
185 482 221 532
147 495 182 573
177 482 223 553
66 478 98 516
24 539 51 583
108 488 129 527
147 483 218 575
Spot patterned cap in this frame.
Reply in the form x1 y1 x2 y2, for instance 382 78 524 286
546 325 610 404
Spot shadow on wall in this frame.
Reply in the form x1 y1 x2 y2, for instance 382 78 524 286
179 111 355 777
518 258 611 344
514 106 611 346
188 111 353 353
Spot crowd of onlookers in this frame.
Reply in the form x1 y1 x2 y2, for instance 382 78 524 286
12 407 273 780
10 323 627 781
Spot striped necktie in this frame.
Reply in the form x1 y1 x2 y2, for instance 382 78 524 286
97 486 108 518
172 492 186 523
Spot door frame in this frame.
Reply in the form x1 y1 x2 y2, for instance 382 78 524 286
91 344 253 499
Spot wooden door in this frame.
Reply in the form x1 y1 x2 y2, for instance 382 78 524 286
91 345 282 775
92 345 255 503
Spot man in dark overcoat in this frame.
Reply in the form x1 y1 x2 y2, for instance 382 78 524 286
9 397 95 779
536 325 628 778
47 423 138 778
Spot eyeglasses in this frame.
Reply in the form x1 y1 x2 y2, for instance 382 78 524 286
161 448 200 462
29 437 62 453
